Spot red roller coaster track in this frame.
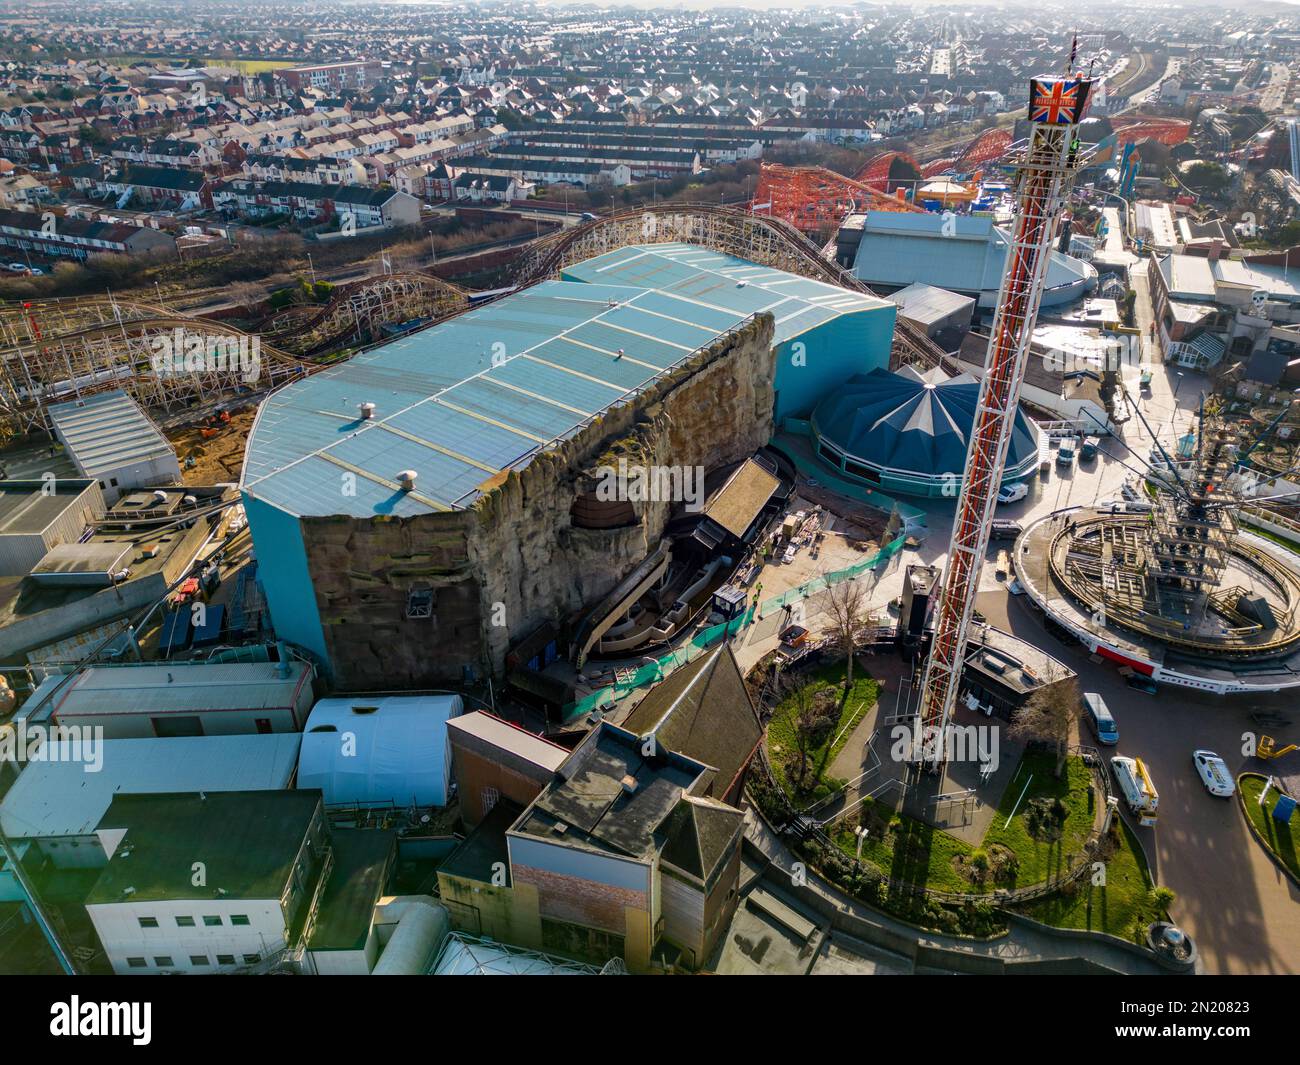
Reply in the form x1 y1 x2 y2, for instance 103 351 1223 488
753 162 922 234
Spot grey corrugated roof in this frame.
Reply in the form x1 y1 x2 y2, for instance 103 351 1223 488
887 282 975 326
0 734 302 839
48 661 312 718
48 390 175 479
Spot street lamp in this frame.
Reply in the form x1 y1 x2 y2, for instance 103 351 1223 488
1168 371 1186 442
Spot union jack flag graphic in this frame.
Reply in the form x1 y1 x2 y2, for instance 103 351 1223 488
1029 77 1089 125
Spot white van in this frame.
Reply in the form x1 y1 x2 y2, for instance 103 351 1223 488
1111 755 1159 827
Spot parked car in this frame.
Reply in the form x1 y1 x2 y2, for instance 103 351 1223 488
997 482 1028 504
1192 750 1234 798
1056 442 1076 467
1125 673 1158 695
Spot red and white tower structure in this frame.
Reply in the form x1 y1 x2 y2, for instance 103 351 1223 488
915 71 1095 767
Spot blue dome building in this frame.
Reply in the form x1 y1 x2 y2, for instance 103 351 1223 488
810 367 1041 498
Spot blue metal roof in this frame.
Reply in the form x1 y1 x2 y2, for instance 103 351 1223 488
852 211 1096 302
813 367 1039 478
561 242 889 345
244 249 892 519
242 278 755 517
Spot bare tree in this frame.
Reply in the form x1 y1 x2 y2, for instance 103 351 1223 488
823 575 869 687
228 280 265 314
1008 678 1081 778
776 670 824 787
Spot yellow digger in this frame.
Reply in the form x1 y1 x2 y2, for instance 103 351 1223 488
1258 735 1299 760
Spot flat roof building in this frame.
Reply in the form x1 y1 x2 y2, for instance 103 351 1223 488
19 661 315 739
0 734 302 868
47 390 181 503
0 478 104 577
84 790 329 974
847 210 1097 310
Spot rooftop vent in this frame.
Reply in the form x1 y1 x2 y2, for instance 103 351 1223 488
359 401 376 420
620 773 638 795
397 470 417 491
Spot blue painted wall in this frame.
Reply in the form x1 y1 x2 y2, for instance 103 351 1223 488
241 492 331 673
773 303 896 422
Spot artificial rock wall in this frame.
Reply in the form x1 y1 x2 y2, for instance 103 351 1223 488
301 314 776 689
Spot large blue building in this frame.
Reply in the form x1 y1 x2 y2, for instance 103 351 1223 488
846 211 1097 310
240 245 896 685
561 243 897 423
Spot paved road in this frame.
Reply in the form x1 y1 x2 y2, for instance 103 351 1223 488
979 590 1300 975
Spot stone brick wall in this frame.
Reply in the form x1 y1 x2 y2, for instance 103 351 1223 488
300 313 776 687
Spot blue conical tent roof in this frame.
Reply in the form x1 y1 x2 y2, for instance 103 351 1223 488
813 367 1038 478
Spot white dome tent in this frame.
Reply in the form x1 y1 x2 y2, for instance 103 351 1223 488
297 694 463 809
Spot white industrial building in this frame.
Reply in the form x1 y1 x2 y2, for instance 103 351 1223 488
0 734 301 869
47 390 181 504
85 790 330 975
297 694 463 809
0 478 104 577
16 660 316 740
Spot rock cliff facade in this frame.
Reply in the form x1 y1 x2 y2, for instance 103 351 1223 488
300 314 776 688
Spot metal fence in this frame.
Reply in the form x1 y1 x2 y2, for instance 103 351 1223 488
751 722 1115 909
560 531 907 721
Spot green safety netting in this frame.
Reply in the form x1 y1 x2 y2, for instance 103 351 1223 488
561 534 906 721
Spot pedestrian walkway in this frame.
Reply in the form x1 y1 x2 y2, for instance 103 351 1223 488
743 808 1172 974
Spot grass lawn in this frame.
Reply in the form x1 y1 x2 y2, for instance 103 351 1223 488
766 659 877 803
833 802 976 894
983 752 1096 888
1239 773 1300 881
204 58 297 73
1241 521 1300 557
829 752 1099 897
1017 816 1158 938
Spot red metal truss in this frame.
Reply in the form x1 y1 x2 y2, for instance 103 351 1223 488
916 78 1092 767
753 162 922 234
854 150 922 188
957 127 1013 167
1110 116 1191 146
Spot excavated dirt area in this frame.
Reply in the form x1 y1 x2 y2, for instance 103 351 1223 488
166 406 258 485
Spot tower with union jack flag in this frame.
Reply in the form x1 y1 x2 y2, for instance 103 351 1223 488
913 70 1095 772
1029 75 1093 125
